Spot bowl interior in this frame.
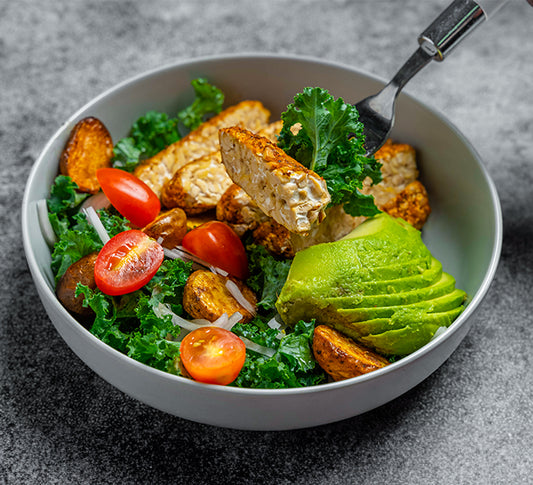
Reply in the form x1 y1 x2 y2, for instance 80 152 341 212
22 54 502 430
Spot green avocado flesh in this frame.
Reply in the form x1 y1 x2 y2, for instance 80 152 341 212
275 213 466 356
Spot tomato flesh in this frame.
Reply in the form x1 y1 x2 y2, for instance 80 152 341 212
180 327 246 385
94 230 164 295
181 221 249 279
96 167 160 227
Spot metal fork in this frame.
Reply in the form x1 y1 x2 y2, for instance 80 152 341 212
356 0 509 157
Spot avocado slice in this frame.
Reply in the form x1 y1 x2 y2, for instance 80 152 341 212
336 289 467 334
326 271 457 310
340 257 443 297
356 306 465 355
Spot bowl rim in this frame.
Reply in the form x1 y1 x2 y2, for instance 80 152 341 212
21 52 503 396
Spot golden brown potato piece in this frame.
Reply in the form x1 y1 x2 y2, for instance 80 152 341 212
216 184 269 236
59 117 113 194
161 152 234 214
186 210 217 231
56 252 98 316
312 325 389 381
220 126 330 235
252 220 294 259
183 270 257 323
142 208 188 249
185 210 216 231
382 180 431 230
134 101 270 198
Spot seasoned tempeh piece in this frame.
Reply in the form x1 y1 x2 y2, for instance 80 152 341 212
161 121 283 214
216 184 269 236
219 127 330 235
382 180 431 230
134 101 270 198
290 139 421 251
364 139 418 208
161 151 233 213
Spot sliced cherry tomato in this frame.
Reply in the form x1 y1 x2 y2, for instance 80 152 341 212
180 327 246 385
94 230 164 296
96 167 160 227
181 221 249 279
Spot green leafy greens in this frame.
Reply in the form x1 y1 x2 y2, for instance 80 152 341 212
277 87 383 217
232 319 326 388
246 243 291 312
47 175 130 282
76 258 193 372
229 244 326 388
112 78 224 172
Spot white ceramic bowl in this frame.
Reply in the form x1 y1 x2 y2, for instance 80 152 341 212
22 54 502 430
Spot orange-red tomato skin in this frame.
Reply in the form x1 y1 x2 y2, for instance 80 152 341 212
180 326 246 385
181 221 249 279
94 230 164 296
96 168 160 227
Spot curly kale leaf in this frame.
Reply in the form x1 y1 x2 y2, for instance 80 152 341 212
112 78 224 172
47 175 89 217
246 244 291 313
47 175 130 282
231 319 326 389
75 258 193 372
176 77 224 131
278 87 382 217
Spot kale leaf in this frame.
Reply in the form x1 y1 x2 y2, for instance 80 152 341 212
246 244 291 313
47 176 131 283
277 87 383 217
176 77 225 131
231 319 326 388
47 175 89 217
76 258 193 373
112 78 224 172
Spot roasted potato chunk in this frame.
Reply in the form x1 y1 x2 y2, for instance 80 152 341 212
59 117 113 194
252 220 294 259
183 270 257 323
382 180 431 230
56 252 98 316
312 325 389 381
216 184 269 236
186 210 217 231
161 152 233 214
142 208 188 249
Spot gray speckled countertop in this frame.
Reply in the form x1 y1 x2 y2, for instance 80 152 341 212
2 1 533 483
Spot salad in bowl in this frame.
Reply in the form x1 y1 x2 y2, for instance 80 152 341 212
22 55 501 429
41 77 465 388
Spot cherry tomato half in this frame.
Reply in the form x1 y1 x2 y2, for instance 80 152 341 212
181 221 249 279
94 230 164 296
96 167 160 227
180 327 246 385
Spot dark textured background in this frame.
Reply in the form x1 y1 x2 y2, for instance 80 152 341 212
2 1 533 483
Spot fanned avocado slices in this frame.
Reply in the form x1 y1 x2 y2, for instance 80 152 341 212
327 271 457 310
341 257 443 297
276 213 466 356
357 306 465 355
